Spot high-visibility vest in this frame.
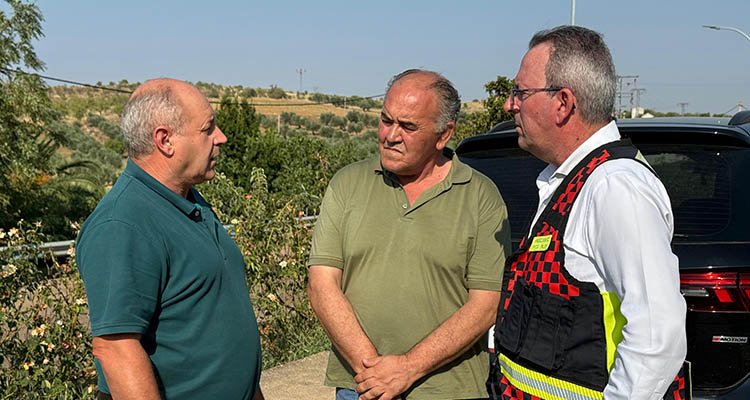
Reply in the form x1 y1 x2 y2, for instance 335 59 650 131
487 139 691 400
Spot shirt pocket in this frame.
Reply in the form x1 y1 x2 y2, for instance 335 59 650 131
495 278 576 371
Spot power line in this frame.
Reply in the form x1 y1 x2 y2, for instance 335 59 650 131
1 66 133 93
0 66 384 108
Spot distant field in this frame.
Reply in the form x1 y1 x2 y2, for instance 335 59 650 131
231 96 379 119
51 86 486 125
463 100 485 114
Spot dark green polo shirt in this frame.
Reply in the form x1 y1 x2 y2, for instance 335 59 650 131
308 153 510 399
76 160 261 399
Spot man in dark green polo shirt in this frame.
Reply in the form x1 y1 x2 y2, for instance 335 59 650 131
76 78 263 399
307 69 511 400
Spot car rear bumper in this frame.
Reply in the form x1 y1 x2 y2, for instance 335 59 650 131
694 374 750 399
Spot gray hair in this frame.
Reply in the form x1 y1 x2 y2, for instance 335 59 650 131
120 84 185 158
386 69 461 133
530 25 616 125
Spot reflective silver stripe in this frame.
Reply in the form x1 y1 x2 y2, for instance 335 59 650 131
498 354 603 400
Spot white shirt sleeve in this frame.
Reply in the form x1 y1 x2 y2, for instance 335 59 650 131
582 166 687 400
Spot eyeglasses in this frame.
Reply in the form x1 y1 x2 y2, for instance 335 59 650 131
509 86 563 103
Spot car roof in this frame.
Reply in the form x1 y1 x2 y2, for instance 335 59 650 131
616 117 732 128
459 114 750 153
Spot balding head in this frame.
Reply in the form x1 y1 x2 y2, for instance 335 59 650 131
386 69 460 134
121 78 205 158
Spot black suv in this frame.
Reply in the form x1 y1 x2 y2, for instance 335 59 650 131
456 112 750 399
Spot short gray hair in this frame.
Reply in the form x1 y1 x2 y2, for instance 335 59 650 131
121 84 185 158
530 25 616 125
386 69 461 133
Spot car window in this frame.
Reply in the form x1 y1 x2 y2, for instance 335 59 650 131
459 148 545 241
461 144 735 241
641 145 732 237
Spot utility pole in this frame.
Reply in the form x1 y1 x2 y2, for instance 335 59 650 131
630 88 647 118
571 0 576 26
616 75 638 117
296 68 306 98
677 102 689 115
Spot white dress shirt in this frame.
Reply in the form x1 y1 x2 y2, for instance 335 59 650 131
531 121 687 399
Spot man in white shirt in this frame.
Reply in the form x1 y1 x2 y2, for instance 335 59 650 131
487 25 688 400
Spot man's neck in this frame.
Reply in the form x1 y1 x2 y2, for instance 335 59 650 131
548 121 608 167
131 157 190 198
395 152 452 205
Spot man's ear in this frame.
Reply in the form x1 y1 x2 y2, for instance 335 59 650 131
554 88 576 125
153 126 174 156
436 121 455 151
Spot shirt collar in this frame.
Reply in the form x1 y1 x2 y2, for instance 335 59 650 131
123 159 209 219
537 120 621 184
371 148 472 186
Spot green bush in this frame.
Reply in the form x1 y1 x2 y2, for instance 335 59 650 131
0 171 331 395
198 170 329 369
0 221 96 398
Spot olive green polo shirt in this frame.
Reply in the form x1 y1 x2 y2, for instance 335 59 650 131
308 152 510 399
76 160 261 399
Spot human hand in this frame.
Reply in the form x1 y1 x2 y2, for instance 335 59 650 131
354 355 415 400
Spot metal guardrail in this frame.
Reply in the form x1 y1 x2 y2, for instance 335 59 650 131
25 215 318 259
40 240 75 258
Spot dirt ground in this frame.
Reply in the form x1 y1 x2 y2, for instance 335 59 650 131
260 351 334 400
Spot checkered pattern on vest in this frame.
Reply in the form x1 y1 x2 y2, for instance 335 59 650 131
499 146 614 312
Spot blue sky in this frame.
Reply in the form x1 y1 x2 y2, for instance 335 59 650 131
23 0 750 115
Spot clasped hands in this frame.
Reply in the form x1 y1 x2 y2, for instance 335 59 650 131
354 354 418 400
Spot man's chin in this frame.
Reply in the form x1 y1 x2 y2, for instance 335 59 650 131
201 169 217 183
517 137 532 153
380 158 409 175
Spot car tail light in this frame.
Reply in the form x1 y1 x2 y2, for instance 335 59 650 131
680 271 750 312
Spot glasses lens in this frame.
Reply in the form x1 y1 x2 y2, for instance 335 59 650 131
510 88 519 103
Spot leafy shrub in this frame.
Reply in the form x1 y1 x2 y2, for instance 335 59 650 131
198 170 328 368
267 85 287 99
241 87 257 98
345 110 361 124
86 113 123 140
0 221 96 398
347 122 363 134
319 112 335 125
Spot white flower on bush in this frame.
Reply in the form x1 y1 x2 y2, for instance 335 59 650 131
1 264 17 278
40 340 55 352
75 298 87 305
267 293 278 302
278 260 288 268
30 324 48 337
8 228 19 238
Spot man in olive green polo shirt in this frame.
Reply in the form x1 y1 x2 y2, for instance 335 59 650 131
307 69 511 400
76 78 264 400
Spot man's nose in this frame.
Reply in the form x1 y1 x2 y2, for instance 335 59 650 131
504 96 517 114
384 125 402 143
214 126 228 145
